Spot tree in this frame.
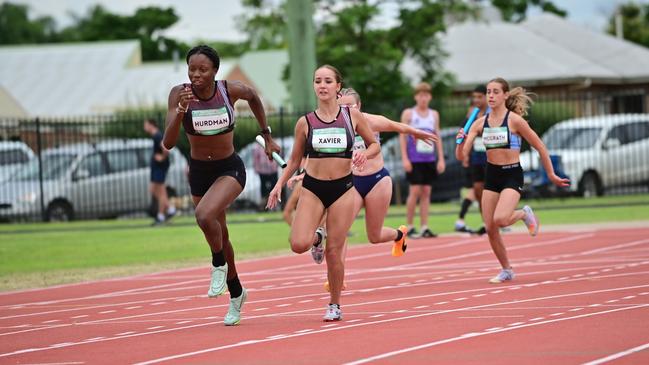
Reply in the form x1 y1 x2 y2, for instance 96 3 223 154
0 2 58 44
488 0 566 23
606 2 649 48
239 0 474 114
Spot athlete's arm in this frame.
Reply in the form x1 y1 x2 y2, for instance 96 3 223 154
433 110 445 174
399 109 412 173
162 85 191 150
512 115 570 187
363 112 437 144
351 108 380 168
227 80 280 159
267 118 308 209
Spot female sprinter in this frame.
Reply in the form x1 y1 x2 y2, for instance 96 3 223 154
163 45 280 325
267 65 379 321
456 77 569 283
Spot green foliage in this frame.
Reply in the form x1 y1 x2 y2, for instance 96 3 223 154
0 2 58 44
607 2 649 48
489 0 567 22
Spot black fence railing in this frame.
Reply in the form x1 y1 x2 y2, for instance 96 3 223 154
1 90 648 222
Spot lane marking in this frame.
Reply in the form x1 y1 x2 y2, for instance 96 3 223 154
581 342 649 365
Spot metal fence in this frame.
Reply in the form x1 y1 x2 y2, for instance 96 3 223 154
1 90 648 222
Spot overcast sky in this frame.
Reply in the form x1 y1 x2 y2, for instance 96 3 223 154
4 0 648 42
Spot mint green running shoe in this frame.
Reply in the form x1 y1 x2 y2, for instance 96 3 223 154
224 287 247 326
207 263 228 298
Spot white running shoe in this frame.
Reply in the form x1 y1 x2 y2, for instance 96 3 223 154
323 303 342 322
224 287 247 326
522 205 539 236
207 263 228 298
311 227 326 264
489 268 515 284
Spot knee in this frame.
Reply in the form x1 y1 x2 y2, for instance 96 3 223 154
421 187 432 197
325 243 343 261
367 230 382 244
493 215 509 228
195 210 217 232
289 236 311 254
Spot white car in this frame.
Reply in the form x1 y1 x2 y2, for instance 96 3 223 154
0 141 35 183
521 114 649 197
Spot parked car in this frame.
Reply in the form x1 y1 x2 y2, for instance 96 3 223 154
0 139 189 221
0 141 35 183
383 128 465 203
520 114 649 197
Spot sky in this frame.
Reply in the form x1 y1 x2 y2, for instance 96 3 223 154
4 0 649 42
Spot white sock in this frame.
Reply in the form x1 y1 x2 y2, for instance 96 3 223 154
167 206 176 215
421 225 428 231
157 213 165 222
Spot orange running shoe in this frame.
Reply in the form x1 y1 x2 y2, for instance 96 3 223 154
392 225 409 257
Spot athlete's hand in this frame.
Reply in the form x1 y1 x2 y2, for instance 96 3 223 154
287 173 304 189
266 184 282 210
549 173 570 187
263 135 281 161
402 159 412 173
437 159 446 174
455 128 466 142
413 130 438 146
179 86 198 108
352 150 367 171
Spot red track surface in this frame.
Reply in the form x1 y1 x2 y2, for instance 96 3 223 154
1 227 649 364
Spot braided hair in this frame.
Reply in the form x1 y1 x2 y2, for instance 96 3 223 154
186 45 220 70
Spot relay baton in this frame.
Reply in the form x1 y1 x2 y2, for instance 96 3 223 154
456 107 480 144
255 135 287 168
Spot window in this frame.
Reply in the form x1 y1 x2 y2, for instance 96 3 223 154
77 153 106 177
624 121 649 144
0 149 29 165
606 125 629 145
106 150 140 173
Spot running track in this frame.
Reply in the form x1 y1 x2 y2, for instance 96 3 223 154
1 226 648 364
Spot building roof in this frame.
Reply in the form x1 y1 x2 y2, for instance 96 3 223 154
235 49 289 110
402 13 649 90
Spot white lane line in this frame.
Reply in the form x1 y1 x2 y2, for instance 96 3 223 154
347 319 363 323
490 290 503 294
127 286 649 365
321 324 338 328
146 326 164 330
453 298 468 302
369 314 385 318
294 329 313 334
414 305 429 309
605 300 619 303
253 308 269 312
115 332 135 336
41 320 60 324
581 341 649 365
342 304 648 365
549 313 564 317
485 327 503 332
276 304 292 308
507 322 525 326
150 302 166 306
70 315 88 319
298 299 313 303
622 296 637 300
472 294 486 298
124 306 142 310
175 321 191 325
569 308 584 312
84 337 105 341
529 317 545 322
99 310 116 314
435 301 449 305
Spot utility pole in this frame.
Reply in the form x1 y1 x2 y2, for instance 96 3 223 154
286 0 317 112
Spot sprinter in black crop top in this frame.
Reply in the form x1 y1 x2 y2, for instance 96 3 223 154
162 45 280 327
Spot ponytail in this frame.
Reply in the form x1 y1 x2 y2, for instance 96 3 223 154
489 77 534 116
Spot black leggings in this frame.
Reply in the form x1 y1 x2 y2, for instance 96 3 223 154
302 173 353 209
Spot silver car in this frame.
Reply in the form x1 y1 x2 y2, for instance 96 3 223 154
0 141 36 183
0 139 189 221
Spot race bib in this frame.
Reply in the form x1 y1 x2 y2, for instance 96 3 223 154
415 139 434 154
353 135 366 151
192 108 230 135
482 127 509 148
473 136 486 152
312 127 348 153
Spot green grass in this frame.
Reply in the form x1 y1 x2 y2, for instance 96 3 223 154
1 194 648 291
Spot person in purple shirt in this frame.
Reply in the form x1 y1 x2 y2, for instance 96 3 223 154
398 82 445 238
